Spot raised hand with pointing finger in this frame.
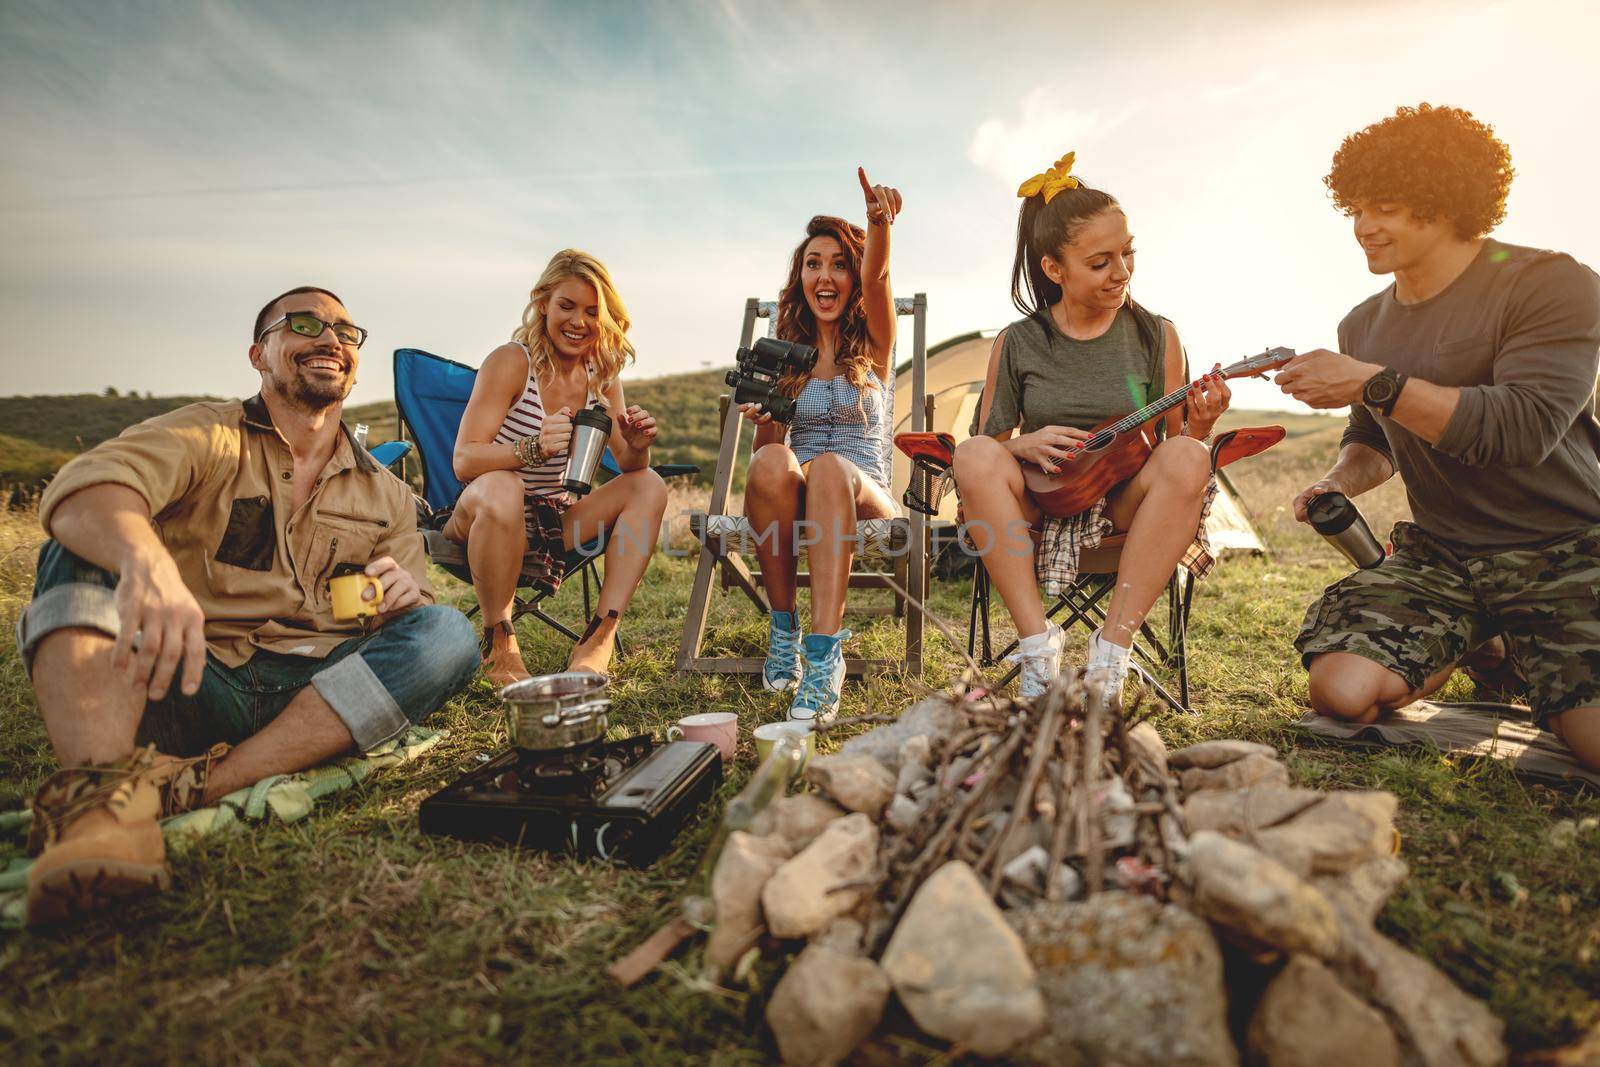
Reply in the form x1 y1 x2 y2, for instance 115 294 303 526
858 166 902 227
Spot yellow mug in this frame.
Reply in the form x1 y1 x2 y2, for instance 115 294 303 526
752 722 814 769
329 572 384 620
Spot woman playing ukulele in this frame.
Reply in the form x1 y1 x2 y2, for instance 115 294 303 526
952 153 1229 701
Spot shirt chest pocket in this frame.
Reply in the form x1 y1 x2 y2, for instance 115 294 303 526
205 495 282 598
1425 335 1497 387
304 512 389 611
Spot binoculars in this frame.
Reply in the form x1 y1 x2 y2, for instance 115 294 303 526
725 337 819 425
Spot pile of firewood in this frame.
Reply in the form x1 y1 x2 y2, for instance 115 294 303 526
687 674 1507 1067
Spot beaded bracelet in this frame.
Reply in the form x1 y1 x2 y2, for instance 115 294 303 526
513 434 545 468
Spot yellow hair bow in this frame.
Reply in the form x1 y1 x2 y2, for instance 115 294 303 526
1016 151 1081 203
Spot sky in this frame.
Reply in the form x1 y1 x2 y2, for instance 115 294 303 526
2 0 1597 414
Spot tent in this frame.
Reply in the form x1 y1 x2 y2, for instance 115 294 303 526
891 330 1269 556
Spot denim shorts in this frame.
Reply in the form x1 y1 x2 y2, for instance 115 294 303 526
16 540 479 755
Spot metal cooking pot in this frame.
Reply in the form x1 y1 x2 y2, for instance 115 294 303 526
500 671 610 752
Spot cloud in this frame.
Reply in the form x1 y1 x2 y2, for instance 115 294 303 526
969 91 1145 188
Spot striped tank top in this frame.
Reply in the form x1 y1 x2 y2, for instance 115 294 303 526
491 342 595 504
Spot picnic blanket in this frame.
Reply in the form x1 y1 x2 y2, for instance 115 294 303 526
0 727 443 928
1298 701 1600 790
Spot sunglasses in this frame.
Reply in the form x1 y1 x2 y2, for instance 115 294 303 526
257 311 368 349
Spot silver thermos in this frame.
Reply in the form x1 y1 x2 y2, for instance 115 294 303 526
1307 491 1385 569
562 405 613 497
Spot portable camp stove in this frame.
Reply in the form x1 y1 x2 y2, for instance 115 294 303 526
418 735 722 866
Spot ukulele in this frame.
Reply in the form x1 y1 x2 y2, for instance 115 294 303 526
1022 347 1297 518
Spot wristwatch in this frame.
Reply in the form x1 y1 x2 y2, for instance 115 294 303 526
1362 366 1407 417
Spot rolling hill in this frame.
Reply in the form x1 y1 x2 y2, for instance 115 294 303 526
0 369 1336 500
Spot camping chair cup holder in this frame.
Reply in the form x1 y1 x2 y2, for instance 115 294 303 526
906 463 952 518
893 431 958 519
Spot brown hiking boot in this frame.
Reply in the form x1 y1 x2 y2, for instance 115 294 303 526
25 744 230 925
482 621 531 690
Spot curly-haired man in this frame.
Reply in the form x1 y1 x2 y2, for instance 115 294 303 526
1276 103 1600 771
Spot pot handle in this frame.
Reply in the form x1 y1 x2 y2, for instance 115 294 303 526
666 725 684 742
541 699 611 727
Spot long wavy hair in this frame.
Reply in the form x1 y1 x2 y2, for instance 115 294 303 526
775 215 881 400
511 249 635 404
1011 181 1160 355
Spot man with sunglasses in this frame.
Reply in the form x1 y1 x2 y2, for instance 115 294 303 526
14 285 478 924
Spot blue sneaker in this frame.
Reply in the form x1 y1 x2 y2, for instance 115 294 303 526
789 629 851 726
762 610 802 693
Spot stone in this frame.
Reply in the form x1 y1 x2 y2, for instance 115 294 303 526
706 831 792 971
1169 738 1279 770
881 861 1044 1057
1184 786 1323 836
762 813 879 939
1125 720 1171 785
1331 923 1506 1067
1186 831 1340 958
1180 753 1289 795
1009 891 1237 1067
1312 855 1409 926
894 735 933 795
885 793 927 833
1097 775 1139 849
749 792 849 853
804 753 896 818
766 943 891 1067
999 845 1083 908
1253 792 1398 876
1246 955 1400 1067
812 916 865 956
839 693 968 773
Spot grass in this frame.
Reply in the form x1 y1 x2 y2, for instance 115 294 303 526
1 418 1597 1064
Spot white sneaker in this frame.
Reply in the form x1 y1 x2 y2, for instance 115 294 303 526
1085 627 1131 709
1007 624 1065 699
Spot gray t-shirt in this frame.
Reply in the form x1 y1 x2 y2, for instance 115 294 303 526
1339 238 1600 555
981 306 1166 437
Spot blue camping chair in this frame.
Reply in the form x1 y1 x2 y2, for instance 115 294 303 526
392 347 697 647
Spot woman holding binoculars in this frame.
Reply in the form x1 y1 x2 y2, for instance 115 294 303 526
445 249 667 686
739 168 904 724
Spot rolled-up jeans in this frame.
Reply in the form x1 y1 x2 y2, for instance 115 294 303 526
15 540 479 756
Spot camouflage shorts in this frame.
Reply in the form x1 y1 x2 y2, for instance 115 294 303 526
1296 521 1600 725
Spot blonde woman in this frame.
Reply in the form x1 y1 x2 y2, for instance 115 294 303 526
445 249 667 684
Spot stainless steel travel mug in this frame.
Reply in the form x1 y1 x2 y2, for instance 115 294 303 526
562 405 613 496
1307 491 1385 569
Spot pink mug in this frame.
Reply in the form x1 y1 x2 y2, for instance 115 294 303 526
667 712 738 762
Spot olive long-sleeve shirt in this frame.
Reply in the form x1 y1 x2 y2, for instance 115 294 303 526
1339 239 1600 555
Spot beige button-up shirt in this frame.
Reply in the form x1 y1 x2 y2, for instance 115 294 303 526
39 394 433 667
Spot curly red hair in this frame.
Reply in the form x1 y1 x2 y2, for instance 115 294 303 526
775 215 879 400
1324 103 1514 240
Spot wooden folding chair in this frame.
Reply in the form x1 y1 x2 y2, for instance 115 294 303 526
676 294 931 679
